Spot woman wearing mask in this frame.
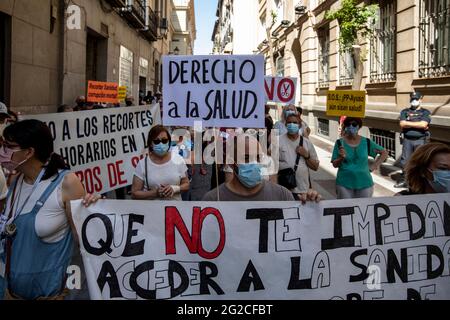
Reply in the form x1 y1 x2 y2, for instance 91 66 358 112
131 125 189 200
399 143 450 195
0 120 94 300
278 114 319 199
273 105 310 137
332 117 388 199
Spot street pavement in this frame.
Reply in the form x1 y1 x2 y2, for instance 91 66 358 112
308 135 403 200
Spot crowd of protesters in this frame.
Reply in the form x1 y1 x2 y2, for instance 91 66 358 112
0 88 448 300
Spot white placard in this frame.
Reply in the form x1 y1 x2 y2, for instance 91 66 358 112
163 55 265 128
72 194 450 300
264 77 297 104
21 105 161 194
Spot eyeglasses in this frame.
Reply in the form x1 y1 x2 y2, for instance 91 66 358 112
153 138 169 145
347 122 359 128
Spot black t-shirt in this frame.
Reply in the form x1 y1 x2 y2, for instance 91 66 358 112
400 107 431 138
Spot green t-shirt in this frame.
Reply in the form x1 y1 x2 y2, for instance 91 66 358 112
331 138 384 190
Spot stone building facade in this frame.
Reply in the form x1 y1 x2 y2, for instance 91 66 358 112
213 0 450 159
0 0 196 114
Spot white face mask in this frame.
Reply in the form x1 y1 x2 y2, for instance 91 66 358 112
410 100 420 109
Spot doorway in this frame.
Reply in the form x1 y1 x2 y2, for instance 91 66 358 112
86 28 108 82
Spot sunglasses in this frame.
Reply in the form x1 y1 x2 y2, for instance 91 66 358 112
347 122 359 128
153 138 169 145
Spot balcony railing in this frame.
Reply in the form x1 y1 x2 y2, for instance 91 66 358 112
419 0 450 78
104 0 158 42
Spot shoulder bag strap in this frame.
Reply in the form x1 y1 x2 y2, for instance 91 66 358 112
293 136 304 172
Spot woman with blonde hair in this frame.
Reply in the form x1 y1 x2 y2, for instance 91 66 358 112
399 142 450 195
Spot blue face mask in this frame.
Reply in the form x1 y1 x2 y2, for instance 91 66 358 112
345 125 359 136
153 143 169 156
237 163 263 188
428 169 450 193
287 123 300 135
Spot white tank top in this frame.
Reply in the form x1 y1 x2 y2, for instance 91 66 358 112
4 172 69 243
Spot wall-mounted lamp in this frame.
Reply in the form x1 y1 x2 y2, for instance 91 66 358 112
281 20 292 27
295 5 307 15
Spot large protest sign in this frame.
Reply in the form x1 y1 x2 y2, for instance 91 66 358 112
163 55 266 128
72 194 450 300
21 105 161 194
264 77 297 104
87 81 120 104
326 90 366 118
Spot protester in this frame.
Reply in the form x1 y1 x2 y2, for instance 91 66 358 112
154 91 162 104
0 120 98 300
203 134 321 203
395 92 431 188
331 117 388 199
57 104 74 113
0 103 18 192
265 104 274 129
278 114 319 199
188 137 214 201
397 143 450 195
338 116 347 137
125 95 134 107
139 90 145 105
274 104 310 137
0 102 13 140
131 125 189 200
144 91 153 104
74 96 86 111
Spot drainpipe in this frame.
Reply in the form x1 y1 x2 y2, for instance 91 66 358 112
57 0 65 106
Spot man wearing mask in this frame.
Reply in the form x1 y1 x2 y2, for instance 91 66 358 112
395 92 431 188
202 134 321 203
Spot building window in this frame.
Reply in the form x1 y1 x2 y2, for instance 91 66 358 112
317 118 330 137
274 0 284 22
370 128 396 159
318 26 330 88
370 0 396 82
276 52 285 77
419 0 450 78
119 45 133 96
339 49 354 86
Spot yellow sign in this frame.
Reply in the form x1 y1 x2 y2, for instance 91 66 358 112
118 86 127 102
326 90 366 118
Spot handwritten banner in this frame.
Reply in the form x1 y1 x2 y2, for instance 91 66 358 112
118 86 127 103
326 90 366 118
87 81 119 104
163 55 265 128
264 77 297 104
21 105 161 194
72 194 450 300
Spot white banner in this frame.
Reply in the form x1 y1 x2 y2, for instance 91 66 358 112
162 55 265 128
71 194 450 300
21 105 161 194
264 77 297 104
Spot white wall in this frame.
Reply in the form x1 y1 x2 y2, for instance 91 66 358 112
232 0 259 54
